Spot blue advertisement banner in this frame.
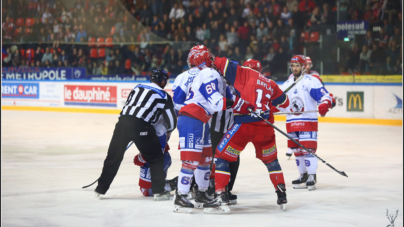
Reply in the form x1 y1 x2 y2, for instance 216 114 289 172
2 82 40 99
336 21 368 40
1 67 86 80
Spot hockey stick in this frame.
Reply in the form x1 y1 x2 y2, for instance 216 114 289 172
82 141 134 189
247 108 348 177
273 110 319 115
283 74 305 93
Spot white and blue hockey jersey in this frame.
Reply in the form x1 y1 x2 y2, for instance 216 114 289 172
172 67 200 113
179 68 233 123
280 73 332 132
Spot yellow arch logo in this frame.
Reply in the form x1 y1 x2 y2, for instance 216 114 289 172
347 92 364 112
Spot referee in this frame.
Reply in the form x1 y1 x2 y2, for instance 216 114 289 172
95 69 177 201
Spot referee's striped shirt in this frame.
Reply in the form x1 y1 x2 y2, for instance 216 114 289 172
120 83 177 133
209 80 235 134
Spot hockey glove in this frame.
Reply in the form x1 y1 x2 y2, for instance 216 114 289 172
134 153 148 167
318 100 332 117
232 96 256 115
329 93 336 108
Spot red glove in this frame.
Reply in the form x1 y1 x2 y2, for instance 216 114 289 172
329 93 336 108
318 100 331 117
233 96 255 114
134 153 148 167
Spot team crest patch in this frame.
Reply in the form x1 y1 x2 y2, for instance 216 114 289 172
226 146 240 155
263 145 277 155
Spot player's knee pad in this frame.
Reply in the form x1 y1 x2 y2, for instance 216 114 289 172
181 160 199 174
215 158 230 172
265 158 282 173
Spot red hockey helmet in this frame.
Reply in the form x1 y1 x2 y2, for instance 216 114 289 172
242 59 262 72
290 55 307 74
187 45 209 67
193 50 213 70
305 56 313 70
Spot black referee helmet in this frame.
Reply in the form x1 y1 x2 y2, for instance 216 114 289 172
150 69 169 85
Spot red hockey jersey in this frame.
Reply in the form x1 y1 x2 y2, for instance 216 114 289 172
214 56 289 124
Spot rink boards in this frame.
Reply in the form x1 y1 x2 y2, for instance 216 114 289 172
1 80 402 125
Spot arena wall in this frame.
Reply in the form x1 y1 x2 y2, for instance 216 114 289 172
1 80 402 126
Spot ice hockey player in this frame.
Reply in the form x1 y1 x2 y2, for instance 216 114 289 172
172 45 209 113
95 69 176 201
133 133 178 196
276 55 334 191
208 57 290 213
284 56 334 158
174 50 235 213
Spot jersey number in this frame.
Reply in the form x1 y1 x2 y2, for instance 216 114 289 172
255 89 271 108
186 88 194 100
205 82 217 94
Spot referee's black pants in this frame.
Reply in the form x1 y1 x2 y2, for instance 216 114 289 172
96 116 165 195
210 130 240 192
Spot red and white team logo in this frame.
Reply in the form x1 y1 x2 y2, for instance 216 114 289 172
290 97 305 115
18 85 24 94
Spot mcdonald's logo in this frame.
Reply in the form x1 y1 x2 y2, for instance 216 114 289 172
347 92 364 112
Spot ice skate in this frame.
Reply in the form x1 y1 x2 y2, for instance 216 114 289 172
94 190 104 200
166 176 178 192
154 190 170 201
228 191 237 205
276 184 287 211
292 172 308 189
173 190 194 213
203 191 231 214
286 148 293 160
194 190 214 208
306 174 317 191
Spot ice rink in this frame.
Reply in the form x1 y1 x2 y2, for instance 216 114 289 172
2 110 403 227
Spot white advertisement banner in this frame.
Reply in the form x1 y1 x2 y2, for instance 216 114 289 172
1 81 402 120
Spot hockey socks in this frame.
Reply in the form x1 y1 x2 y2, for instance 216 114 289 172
265 159 285 190
178 161 198 194
214 158 230 192
194 164 210 191
294 152 307 174
304 153 318 175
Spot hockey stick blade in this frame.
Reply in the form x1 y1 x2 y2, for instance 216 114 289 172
82 178 98 189
82 142 135 189
247 108 348 178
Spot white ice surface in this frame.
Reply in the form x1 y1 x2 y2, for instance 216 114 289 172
1 110 403 227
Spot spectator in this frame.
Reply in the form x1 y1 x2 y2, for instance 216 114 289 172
169 3 185 19
238 21 250 45
63 59 70 67
385 40 400 71
369 44 386 74
321 4 335 25
299 0 316 14
2 16 14 40
280 35 290 53
292 5 305 29
41 47 53 63
377 27 390 48
242 3 251 18
345 42 360 73
60 49 69 63
44 59 51 68
227 26 239 46
281 6 292 25
393 12 402 28
245 47 254 60
363 30 374 47
106 50 116 63
263 46 277 69
42 8 53 24
389 28 401 48
310 7 322 30
381 0 400 23
115 60 124 75
286 0 299 12
382 18 394 36
256 22 269 41
269 0 281 18
218 34 229 54
75 24 87 42
233 47 244 62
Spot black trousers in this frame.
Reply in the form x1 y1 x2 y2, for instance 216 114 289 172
96 116 165 194
210 129 240 192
